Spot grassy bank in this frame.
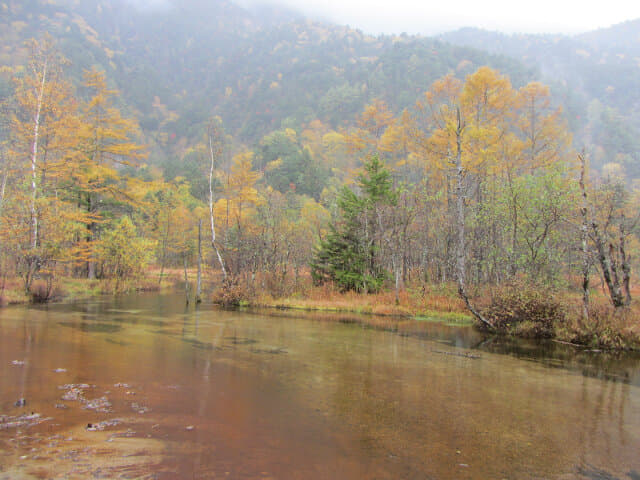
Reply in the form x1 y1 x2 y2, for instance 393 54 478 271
0 267 186 307
250 284 473 324
212 275 640 351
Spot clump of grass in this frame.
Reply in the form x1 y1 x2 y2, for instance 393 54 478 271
559 302 640 350
414 311 474 326
59 278 102 299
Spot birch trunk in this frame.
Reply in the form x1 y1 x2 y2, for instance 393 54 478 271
196 219 202 303
0 164 8 226
452 107 493 329
183 253 190 305
208 131 227 278
619 216 632 306
578 153 590 320
30 58 48 250
591 219 625 307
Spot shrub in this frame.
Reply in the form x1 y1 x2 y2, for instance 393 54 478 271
483 282 565 338
213 276 250 307
562 304 640 350
29 279 63 303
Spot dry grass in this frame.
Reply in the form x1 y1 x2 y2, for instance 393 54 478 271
557 295 640 350
250 278 471 323
0 277 29 306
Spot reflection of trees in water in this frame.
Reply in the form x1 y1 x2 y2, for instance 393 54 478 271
474 335 640 386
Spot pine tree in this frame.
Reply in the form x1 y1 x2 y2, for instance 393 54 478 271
311 155 395 292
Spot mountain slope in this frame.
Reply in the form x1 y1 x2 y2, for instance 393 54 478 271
1 0 534 148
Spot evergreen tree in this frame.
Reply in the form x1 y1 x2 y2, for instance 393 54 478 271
311 155 395 292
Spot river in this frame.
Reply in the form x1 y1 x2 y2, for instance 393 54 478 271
1 293 639 479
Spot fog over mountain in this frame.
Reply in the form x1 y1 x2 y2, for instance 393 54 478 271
2 0 640 176
233 0 640 35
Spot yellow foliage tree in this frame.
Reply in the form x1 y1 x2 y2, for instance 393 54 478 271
75 67 147 278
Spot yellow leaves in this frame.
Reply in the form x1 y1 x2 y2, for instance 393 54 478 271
266 158 283 171
214 151 263 230
81 67 146 166
300 197 329 239
284 128 297 143
322 131 346 153
357 99 394 139
513 81 571 172
411 66 574 200
228 151 261 199
379 122 405 154
462 66 514 126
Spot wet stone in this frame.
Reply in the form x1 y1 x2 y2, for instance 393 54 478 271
83 396 112 413
0 413 50 430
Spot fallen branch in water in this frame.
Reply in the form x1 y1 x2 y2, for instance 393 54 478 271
431 349 481 359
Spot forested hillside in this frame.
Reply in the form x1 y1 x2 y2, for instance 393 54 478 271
441 21 640 176
1 0 534 159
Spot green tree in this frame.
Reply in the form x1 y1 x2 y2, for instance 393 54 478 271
311 155 396 292
98 215 154 291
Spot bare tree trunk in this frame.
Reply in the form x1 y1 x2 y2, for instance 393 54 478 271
196 219 202 304
208 127 227 279
578 153 590 321
183 253 190 305
452 107 493 330
393 251 401 305
619 215 632 306
30 58 48 251
158 216 170 285
591 218 625 308
0 164 8 227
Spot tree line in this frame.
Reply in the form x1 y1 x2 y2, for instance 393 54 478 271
1 38 638 323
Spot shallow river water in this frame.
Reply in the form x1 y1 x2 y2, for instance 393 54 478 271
1 293 640 479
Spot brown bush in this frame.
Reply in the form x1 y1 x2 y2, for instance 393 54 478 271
483 282 565 338
212 276 250 307
29 279 63 303
562 304 640 350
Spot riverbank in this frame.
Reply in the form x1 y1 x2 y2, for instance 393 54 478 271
0 269 182 307
249 284 474 325
2 271 639 351
232 280 640 351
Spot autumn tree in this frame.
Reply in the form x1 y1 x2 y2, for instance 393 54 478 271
8 37 83 290
214 151 262 276
580 158 639 308
76 67 146 278
98 215 154 292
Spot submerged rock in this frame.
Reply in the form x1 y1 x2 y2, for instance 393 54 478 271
0 413 49 430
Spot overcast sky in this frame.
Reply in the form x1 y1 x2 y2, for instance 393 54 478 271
132 0 640 35
240 0 640 35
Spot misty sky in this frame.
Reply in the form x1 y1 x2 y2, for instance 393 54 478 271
134 0 640 35
266 0 640 34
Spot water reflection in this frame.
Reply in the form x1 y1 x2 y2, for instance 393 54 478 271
0 293 639 479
